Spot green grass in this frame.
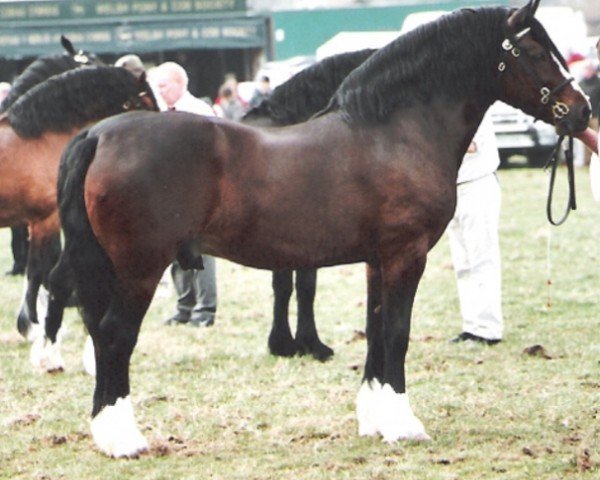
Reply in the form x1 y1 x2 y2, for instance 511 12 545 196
0 166 599 479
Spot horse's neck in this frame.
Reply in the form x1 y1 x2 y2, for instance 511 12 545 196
390 98 489 169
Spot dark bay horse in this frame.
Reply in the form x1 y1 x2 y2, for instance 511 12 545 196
242 48 375 361
1 37 103 276
0 66 157 369
58 1 593 457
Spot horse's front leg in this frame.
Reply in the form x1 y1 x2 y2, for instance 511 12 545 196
357 256 430 442
356 262 384 436
268 269 298 357
294 268 333 361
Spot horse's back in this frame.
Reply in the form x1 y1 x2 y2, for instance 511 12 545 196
84 111 233 273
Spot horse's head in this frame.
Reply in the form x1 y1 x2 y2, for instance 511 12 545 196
496 0 590 136
60 35 104 67
122 72 159 112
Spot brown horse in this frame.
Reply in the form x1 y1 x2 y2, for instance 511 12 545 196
0 66 157 369
58 1 593 457
2 37 103 276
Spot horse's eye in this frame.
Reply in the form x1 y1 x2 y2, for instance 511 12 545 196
531 52 546 61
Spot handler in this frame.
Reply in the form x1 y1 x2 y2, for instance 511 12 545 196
448 111 503 345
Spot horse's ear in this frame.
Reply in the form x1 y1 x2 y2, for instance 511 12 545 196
507 0 540 30
61 35 76 55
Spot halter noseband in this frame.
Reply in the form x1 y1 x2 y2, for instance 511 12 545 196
497 28 573 122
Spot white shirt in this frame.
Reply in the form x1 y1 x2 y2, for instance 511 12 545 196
172 91 216 117
457 111 500 184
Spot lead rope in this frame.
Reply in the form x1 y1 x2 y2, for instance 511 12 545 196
545 135 576 226
544 135 576 309
546 224 552 308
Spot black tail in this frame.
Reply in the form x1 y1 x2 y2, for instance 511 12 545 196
58 129 115 332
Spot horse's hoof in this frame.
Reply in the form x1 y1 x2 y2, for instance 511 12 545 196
17 313 43 342
91 397 149 458
17 310 32 338
30 336 65 373
310 343 334 362
296 337 334 362
268 333 299 358
377 384 430 442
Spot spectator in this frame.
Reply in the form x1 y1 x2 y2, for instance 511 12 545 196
115 54 145 78
214 86 245 121
214 73 247 111
151 61 218 327
248 75 271 109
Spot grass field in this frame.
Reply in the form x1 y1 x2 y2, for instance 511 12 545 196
0 166 598 479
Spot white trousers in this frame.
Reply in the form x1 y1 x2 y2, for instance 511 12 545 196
447 173 503 340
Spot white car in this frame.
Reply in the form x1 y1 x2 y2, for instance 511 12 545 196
489 101 558 167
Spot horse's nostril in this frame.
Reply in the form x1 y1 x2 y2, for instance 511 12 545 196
581 105 591 120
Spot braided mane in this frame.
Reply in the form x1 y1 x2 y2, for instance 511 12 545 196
0 55 80 113
332 7 510 124
8 66 151 138
243 49 375 126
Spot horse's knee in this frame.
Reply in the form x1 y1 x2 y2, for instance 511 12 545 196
272 270 293 299
295 269 316 298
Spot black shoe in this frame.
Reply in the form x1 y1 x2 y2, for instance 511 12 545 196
190 318 214 328
163 314 190 326
450 331 501 346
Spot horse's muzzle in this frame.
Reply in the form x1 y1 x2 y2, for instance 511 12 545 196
555 103 591 136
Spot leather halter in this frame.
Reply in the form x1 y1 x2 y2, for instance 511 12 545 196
497 28 574 122
497 28 577 225
122 91 155 111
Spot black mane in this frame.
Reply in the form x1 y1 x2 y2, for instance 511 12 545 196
8 66 152 138
243 49 375 126
332 7 512 124
0 54 80 113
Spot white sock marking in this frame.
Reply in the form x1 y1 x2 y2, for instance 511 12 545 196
90 396 148 458
30 335 65 372
356 378 381 437
356 381 430 442
83 335 96 377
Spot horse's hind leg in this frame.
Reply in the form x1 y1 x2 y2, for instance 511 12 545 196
30 250 74 373
356 257 430 442
268 269 298 357
294 268 333 361
89 287 152 458
16 263 42 340
7 223 29 275
17 220 61 341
